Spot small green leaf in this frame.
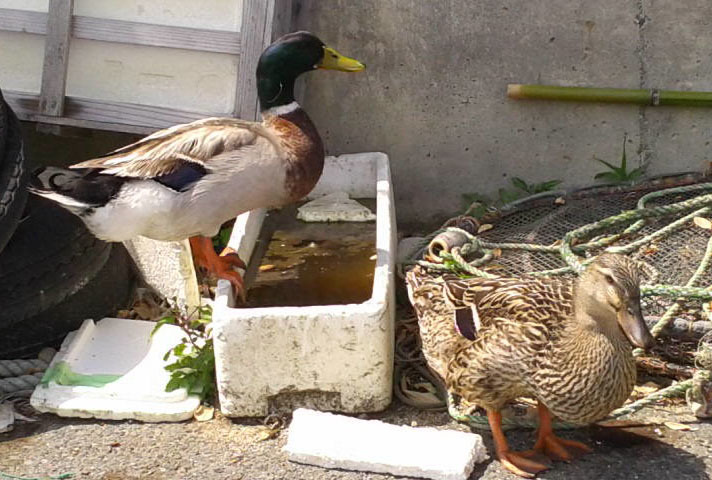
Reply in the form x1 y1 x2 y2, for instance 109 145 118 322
190 382 205 395
165 376 184 392
151 316 177 337
594 157 619 171
628 167 645 180
510 177 529 192
537 180 562 192
498 188 521 205
157 304 216 402
594 172 619 182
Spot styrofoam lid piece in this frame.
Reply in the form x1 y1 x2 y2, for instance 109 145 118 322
30 317 200 422
285 408 488 480
297 192 376 222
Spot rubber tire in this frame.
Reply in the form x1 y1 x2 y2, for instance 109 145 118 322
0 196 112 326
0 245 134 359
0 89 8 160
0 90 29 253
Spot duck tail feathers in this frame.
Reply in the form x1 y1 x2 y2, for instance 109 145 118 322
29 166 93 212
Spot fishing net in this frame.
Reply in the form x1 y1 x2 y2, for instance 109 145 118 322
399 173 712 429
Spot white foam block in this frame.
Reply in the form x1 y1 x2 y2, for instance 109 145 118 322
0 403 13 433
297 192 376 222
30 318 200 422
284 409 488 480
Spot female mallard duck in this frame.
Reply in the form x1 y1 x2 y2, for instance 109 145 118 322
406 254 655 478
29 31 364 299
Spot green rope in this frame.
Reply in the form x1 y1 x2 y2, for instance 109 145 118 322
0 473 73 480
653 235 712 338
608 207 710 255
641 284 712 300
447 248 497 278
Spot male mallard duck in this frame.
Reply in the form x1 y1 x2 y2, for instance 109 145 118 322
29 32 364 298
406 254 655 478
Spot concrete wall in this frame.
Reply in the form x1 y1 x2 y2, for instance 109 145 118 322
293 0 712 227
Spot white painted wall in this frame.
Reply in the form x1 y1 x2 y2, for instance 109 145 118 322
0 32 44 93
65 40 238 114
0 0 48 12
74 0 241 32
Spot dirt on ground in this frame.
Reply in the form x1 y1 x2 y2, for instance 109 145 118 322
1 400 711 480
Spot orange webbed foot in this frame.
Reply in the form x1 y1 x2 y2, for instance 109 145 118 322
499 451 549 478
526 402 593 463
487 409 549 478
190 237 248 302
529 434 592 462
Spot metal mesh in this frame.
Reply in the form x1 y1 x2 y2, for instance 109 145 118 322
475 186 712 317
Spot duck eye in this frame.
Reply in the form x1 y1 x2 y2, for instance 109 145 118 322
331 53 338 59
604 275 615 286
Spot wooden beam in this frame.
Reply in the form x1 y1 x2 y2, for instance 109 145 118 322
0 8 46 34
0 8 241 55
234 0 274 121
38 0 73 118
72 15 240 55
5 90 222 134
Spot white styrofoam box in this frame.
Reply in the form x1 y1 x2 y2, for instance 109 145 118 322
31 317 200 422
213 152 396 417
122 237 201 309
285 409 488 480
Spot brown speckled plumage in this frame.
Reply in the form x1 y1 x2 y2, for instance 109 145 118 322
406 253 644 426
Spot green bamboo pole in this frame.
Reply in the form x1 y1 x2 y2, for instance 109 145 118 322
508 84 712 107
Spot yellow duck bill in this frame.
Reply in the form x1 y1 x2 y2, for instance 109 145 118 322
317 46 365 72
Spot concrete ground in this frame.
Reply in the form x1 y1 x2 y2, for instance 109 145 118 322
1 400 710 480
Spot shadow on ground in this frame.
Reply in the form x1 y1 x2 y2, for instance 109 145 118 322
471 420 711 480
0 402 711 480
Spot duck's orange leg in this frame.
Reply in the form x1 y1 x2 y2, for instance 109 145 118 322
524 402 592 462
189 236 247 302
486 409 549 478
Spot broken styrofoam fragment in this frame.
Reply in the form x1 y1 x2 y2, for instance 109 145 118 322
30 318 200 422
0 403 13 433
284 408 488 480
297 192 376 222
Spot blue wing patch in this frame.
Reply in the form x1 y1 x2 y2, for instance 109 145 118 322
154 160 207 192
